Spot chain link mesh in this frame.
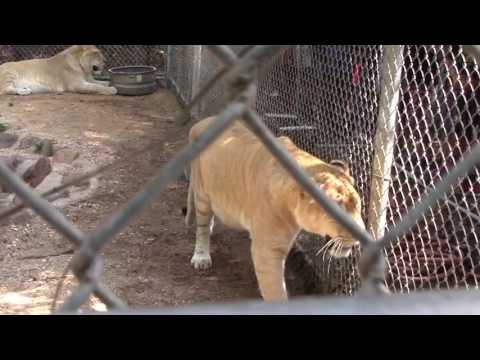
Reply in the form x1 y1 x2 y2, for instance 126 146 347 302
384 45 480 292
254 46 383 295
167 45 480 296
166 45 196 106
0 45 168 72
167 45 249 114
196 45 249 117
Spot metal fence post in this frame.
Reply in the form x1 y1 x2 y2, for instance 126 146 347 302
367 45 405 240
360 44 404 294
166 45 172 89
191 45 203 119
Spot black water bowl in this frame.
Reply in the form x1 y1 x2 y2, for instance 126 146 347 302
108 65 159 96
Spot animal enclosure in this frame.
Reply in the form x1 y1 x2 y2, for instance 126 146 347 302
167 45 480 297
0 45 479 314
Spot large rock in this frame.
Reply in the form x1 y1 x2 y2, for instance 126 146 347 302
19 156 52 188
0 155 52 193
17 136 43 150
0 133 18 149
34 172 63 194
0 155 22 171
13 172 64 205
0 155 21 192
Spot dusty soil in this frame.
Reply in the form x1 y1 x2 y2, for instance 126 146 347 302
0 89 263 314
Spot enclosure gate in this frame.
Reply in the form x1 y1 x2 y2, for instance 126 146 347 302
0 44 479 313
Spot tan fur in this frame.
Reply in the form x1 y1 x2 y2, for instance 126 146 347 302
186 116 365 302
0 45 117 96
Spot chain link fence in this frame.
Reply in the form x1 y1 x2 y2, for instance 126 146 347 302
385 45 480 292
167 45 480 298
0 45 478 313
0 45 168 73
166 45 197 106
255 46 383 296
166 45 249 113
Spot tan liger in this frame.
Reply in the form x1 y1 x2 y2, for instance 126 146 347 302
185 116 365 301
0 45 117 96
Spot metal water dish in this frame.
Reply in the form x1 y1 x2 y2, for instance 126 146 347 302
108 65 158 96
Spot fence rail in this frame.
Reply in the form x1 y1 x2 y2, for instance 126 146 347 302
73 289 480 315
0 44 479 313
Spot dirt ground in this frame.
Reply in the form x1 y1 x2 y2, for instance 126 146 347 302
0 89 265 314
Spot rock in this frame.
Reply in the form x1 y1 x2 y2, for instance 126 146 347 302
23 157 52 188
17 136 43 150
0 155 22 171
0 133 18 149
34 172 63 194
15 159 38 179
0 155 22 192
13 172 64 206
53 148 79 164
0 155 22 193
11 156 52 189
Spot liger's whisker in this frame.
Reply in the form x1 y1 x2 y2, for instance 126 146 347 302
316 237 336 256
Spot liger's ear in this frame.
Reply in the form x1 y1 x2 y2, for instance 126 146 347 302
84 47 101 56
330 159 350 175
